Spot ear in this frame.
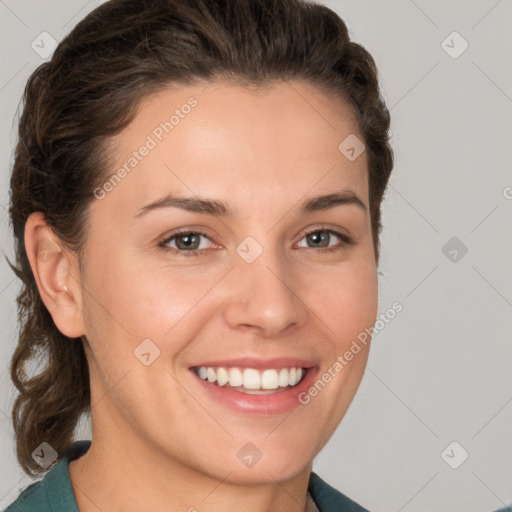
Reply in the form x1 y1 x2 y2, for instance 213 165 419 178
24 211 86 338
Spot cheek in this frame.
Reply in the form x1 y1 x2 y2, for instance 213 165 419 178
84 261 229 372
82 245 208 337
310 262 378 346
132 266 225 336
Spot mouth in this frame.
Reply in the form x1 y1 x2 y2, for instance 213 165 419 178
192 365 308 394
188 360 318 415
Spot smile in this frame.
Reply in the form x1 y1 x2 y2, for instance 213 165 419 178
192 366 306 394
188 356 318 415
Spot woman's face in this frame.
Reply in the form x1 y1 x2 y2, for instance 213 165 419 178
78 79 377 483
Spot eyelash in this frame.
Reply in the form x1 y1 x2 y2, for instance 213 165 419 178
158 227 353 258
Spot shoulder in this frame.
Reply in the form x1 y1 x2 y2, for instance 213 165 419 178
308 471 370 512
4 440 91 512
4 478 50 512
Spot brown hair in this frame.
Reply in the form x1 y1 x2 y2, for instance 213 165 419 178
7 0 393 476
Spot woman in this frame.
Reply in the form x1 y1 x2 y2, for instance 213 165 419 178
5 0 393 510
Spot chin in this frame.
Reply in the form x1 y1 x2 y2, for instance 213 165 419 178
223 441 315 485
221 460 312 486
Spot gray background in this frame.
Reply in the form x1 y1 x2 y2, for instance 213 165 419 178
1 1 511 511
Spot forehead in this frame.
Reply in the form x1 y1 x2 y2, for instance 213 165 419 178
97 79 368 219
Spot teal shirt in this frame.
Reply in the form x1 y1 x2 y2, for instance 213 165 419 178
5 440 369 511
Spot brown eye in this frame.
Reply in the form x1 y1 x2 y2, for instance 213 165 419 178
159 231 214 257
173 233 202 250
296 229 351 252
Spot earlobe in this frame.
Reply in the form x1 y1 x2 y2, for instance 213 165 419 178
24 211 86 338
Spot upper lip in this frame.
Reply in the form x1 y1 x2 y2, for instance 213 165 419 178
189 357 317 370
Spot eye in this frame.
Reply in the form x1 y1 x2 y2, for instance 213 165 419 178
296 228 352 253
159 230 215 257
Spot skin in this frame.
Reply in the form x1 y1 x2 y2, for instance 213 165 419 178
25 79 378 512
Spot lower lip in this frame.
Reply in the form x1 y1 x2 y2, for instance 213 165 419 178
190 367 319 415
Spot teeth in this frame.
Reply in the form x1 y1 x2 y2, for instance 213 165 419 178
207 367 217 383
278 368 289 387
261 369 279 389
228 368 243 387
243 369 261 389
195 366 305 390
216 367 229 386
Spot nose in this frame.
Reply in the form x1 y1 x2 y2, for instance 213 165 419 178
222 248 309 339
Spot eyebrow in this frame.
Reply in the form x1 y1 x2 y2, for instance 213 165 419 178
135 188 367 218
